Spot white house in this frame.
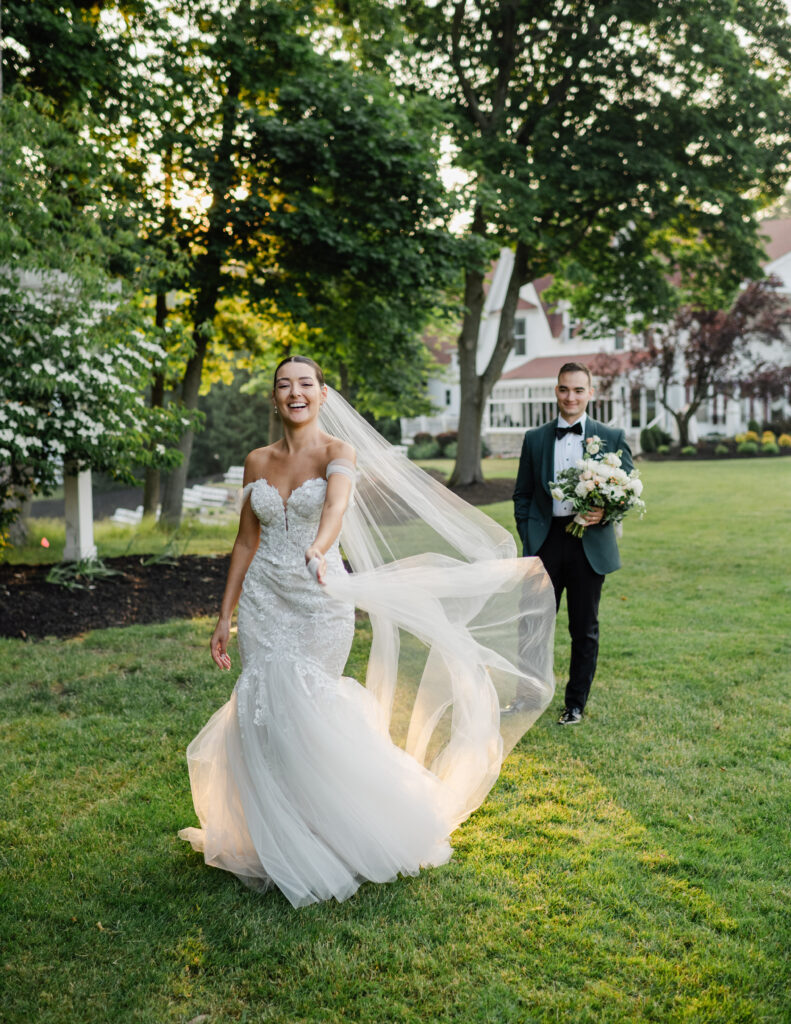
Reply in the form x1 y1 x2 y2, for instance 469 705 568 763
403 219 791 453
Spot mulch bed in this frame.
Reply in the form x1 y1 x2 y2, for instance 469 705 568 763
0 554 231 640
3 479 516 641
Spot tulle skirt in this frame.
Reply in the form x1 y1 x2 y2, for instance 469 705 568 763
179 653 452 907
179 540 555 907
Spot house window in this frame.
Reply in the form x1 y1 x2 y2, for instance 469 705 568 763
631 388 641 428
513 317 527 356
445 389 452 407
645 388 656 422
614 328 625 351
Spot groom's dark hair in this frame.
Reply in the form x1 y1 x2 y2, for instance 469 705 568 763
273 355 326 389
558 362 591 385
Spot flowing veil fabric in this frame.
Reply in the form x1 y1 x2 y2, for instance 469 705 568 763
318 389 556 827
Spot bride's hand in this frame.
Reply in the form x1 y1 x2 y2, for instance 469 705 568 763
210 619 232 670
305 545 326 585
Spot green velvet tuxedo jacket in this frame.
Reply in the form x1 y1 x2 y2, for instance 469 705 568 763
513 417 633 576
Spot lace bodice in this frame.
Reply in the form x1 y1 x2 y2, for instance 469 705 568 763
235 465 355 676
240 458 355 568
246 476 331 566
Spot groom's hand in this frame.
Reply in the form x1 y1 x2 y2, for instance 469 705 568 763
583 506 604 526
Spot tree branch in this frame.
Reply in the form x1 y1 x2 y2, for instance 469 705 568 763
450 1 490 132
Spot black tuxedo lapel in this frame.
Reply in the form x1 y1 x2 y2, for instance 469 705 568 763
584 417 600 442
541 419 558 497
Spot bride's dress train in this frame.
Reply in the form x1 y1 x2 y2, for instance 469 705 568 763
180 406 556 908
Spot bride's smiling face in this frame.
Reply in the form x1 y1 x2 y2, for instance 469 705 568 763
273 363 326 425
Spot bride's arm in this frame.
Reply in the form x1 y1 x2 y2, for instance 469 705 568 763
210 461 262 669
305 446 356 584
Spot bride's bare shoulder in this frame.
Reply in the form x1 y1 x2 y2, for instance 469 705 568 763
243 444 278 484
324 436 356 466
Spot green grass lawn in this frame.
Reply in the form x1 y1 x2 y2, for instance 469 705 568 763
1 459 790 1023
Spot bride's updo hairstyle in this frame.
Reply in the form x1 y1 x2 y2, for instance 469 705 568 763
273 355 325 388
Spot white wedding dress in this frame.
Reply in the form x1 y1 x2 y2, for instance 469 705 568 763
180 395 556 908
179 464 453 907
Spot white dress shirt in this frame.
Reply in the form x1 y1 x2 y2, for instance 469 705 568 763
552 413 587 516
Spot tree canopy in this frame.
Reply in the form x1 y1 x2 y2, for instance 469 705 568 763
354 0 791 481
5 0 462 523
0 89 184 542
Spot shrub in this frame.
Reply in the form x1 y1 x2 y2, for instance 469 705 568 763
481 437 492 458
714 444 729 456
761 441 780 455
408 440 441 460
737 441 759 454
680 445 697 456
748 418 761 433
411 432 434 447
435 431 458 453
656 444 670 455
641 424 672 451
640 427 657 453
744 430 760 442
778 433 791 448
762 430 776 444
444 441 458 459
733 433 746 444
654 426 672 447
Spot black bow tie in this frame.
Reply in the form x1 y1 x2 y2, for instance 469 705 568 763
556 422 583 439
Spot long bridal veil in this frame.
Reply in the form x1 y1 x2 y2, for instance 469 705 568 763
319 389 555 828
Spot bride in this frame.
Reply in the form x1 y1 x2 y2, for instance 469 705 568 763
179 355 556 907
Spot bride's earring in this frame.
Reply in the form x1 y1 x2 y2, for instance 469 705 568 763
273 405 279 418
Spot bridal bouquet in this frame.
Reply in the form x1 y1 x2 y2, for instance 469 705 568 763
549 435 646 538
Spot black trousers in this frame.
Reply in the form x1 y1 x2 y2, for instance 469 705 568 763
537 516 604 711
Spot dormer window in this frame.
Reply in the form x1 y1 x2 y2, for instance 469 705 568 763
513 317 527 356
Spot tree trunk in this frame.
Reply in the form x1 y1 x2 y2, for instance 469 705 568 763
448 210 487 487
158 67 241 526
159 336 208 526
670 409 689 447
142 465 161 519
142 362 166 517
7 500 31 547
659 385 698 448
450 374 486 486
448 238 531 486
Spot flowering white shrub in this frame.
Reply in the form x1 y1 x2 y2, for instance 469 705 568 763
0 279 186 540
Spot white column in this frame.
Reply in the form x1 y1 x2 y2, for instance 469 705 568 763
63 468 97 562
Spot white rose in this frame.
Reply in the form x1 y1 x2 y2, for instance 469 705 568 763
551 487 565 501
575 481 589 497
629 477 644 497
586 436 602 454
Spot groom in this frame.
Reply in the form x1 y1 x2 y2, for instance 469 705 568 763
513 362 633 724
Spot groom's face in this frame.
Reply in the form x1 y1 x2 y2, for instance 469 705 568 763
555 371 594 425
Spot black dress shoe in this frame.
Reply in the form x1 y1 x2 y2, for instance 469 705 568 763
557 706 583 725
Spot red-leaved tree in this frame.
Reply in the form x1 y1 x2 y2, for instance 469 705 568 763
645 277 791 446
